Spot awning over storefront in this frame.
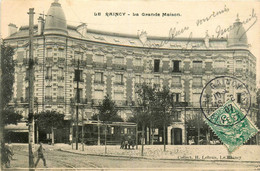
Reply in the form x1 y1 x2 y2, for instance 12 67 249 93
4 122 28 132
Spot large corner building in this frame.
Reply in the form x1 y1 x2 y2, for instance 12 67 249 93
4 1 257 144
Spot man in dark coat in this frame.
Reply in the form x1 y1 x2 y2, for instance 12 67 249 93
35 142 47 167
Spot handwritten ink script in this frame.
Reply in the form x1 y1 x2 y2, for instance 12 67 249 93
141 6 257 51
215 9 257 38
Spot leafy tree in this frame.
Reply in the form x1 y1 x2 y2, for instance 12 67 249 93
1 44 15 109
35 111 65 145
91 95 123 122
2 108 23 125
152 86 173 151
186 112 208 144
131 83 156 155
1 44 22 148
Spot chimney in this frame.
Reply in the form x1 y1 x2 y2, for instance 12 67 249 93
8 23 17 36
38 16 44 35
76 23 87 37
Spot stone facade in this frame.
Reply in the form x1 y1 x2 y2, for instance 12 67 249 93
4 1 257 145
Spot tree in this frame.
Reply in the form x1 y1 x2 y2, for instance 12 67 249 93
91 95 123 122
1 44 15 109
152 86 173 151
35 111 65 145
2 108 23 125
186 112 208 144
131 83 156 155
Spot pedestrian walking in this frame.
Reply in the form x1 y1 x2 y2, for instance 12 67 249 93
35 142 47 167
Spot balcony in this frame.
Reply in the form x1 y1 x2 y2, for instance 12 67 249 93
57 96 64 103
114 82 124 86
192 83 203 88
133 66 144 72
58 57 65 64
45 76 52 80
172 69 182 73
114 100 127 106
113 64 126 70
70 98 88 104
72 60 87 66
171 83 182 88
213 68 228 74
91 99 103 106
94 80 104 84
57 76 64 80
191 68 204 75
45 96 52 103
46 57 53 64
93 62 107 69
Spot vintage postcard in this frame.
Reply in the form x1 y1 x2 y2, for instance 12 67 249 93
0 0 260 170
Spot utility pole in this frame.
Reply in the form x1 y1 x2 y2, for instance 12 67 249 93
97 114 100 145
81 110 84 151
28 8 35 170
75 58 80 150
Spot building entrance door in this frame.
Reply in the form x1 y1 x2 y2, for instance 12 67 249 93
173 128 182 145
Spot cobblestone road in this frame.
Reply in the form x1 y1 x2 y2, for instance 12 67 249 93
3 144 259 170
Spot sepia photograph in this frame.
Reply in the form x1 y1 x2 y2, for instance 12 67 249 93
0 0 260 170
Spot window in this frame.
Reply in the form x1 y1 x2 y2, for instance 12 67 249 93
74 88 83 102
46 67 52 79
135 75 141 84
75 52 83 61
115 74 123 85
154 76 160 85
154 59 160 72
59 49 64 58
192 93 200 106
94 90 104 99
236 60 243 67
47 48 52 57
94 55 104 63
58 67 63 79
58 87 64 97
237 93 241 103
25 69 30 80
25 87 29 100
173 60 181 72
74 70 83 82
46 86 51 97
193 61 202 73
114 91 124 100
174 111 181 121
134 58 142 66
215 60 225 68
17 51 24 63
94 72 103 83
173 93 180 102
193 77 202 87
172 76 181 86
114 57 124 65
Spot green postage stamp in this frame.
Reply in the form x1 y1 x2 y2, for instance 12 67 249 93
205 100 259 152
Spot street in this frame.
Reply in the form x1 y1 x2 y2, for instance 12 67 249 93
3 144 260 170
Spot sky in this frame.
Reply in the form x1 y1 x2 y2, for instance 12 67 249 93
1 0 260 86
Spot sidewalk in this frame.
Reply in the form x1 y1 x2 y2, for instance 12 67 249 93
48 143 260 163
